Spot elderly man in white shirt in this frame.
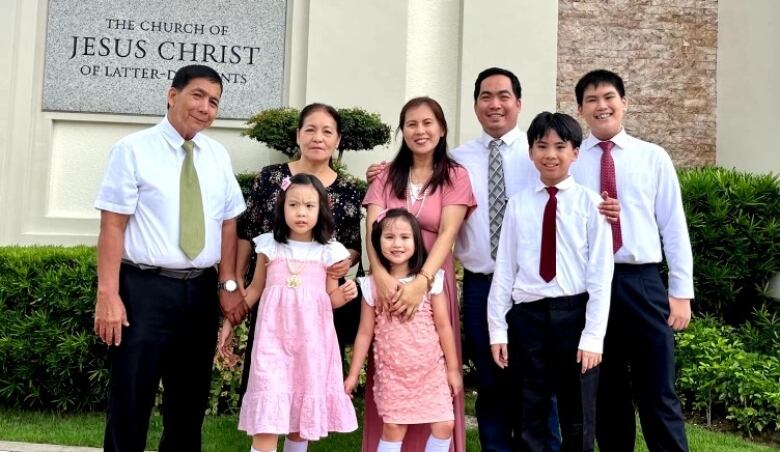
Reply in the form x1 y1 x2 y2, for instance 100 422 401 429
93 64 247 452
572 69 693 452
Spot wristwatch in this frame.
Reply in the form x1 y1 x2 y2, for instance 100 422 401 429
218 279 238 293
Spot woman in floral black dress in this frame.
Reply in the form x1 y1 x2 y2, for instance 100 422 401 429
232 103 364 398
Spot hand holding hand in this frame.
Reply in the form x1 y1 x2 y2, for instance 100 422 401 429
388 276 426 321
94 291 129 346
217 319 239 368
374 271 400 315
327 258 352 280
491 343 508 369
577 349 602 373
340 279 358 302
220 290 249 325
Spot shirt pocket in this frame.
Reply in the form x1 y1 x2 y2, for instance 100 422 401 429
620 171 655 206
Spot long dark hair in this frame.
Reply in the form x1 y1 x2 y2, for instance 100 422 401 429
272 173 335 244
386 97 459 199
370 208 427 276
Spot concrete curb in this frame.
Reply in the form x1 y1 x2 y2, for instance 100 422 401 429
0 442 154 452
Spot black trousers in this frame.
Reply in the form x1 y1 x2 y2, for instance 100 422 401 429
104 264 220 452
595 264 688 452
507 293 598 452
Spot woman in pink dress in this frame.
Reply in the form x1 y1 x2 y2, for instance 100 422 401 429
362 97 477 452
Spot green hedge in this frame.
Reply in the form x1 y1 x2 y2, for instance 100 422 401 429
680 168 780 325
676 317 780 436
1 166 779 430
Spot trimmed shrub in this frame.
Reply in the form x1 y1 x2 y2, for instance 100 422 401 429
676 317 780 436
242 106 391 163
0 246 107 411
679 168 780 325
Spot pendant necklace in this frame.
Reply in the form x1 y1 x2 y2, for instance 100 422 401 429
284 241 317 288
406 169 429 218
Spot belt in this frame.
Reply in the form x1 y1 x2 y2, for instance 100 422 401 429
463 269 493 280
121 259 213 280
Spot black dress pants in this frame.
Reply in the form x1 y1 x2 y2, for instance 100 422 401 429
507 293 598 452
104 264 220 452
595 264 688 452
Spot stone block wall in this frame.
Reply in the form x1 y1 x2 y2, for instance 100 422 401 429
556 0 717 166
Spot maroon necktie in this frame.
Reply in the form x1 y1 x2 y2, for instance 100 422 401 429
539 186 558 282
599 140 623 253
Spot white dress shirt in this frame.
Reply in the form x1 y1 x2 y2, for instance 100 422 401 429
450 127 539 274
487 176 613 353
95 117 246 269
570 129 694 299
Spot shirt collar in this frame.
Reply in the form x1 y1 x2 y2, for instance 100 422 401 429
582 128 628 152
477 126 523 149
160 116 205 152
534 174 576 193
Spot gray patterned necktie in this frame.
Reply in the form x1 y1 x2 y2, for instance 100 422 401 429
488 138 506 260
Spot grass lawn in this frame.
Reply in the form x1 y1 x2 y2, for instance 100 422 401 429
0 408 776 451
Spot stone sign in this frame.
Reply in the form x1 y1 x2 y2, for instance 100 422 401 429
42 0 286 119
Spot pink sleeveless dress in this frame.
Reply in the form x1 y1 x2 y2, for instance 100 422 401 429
238 234 358 440
363 166 476 452
359 273 454 424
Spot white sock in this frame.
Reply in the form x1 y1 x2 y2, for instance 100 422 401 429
377 439 403 452
424 435 451 452
282 438 308 452
250 447 275 452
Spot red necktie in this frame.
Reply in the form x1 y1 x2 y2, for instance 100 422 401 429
539 186 558 282
599 140 623 253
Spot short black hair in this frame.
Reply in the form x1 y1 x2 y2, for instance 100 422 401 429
575 69 625 106
527 111 583 149
473 67 522 101
171 64 223 94
371 208 427 277
272 173 335 245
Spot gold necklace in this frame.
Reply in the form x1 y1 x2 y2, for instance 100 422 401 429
283 241 317 288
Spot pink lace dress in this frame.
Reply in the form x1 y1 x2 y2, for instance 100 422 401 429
362 165 476 452
358 272 453 424
238 233 358 440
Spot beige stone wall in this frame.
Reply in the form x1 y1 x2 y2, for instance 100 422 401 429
556 0 718 167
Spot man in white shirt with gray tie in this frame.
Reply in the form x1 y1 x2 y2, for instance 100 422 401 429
571 69 693 452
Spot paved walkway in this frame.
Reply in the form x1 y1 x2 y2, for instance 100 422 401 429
0 442 119 452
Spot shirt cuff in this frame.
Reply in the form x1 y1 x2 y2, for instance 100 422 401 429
578 335 603 354
489 330 508 345
668 279 694 300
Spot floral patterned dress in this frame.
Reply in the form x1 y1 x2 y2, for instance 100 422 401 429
237 162 364 397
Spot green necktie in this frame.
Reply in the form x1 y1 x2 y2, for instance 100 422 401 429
179 140 205 259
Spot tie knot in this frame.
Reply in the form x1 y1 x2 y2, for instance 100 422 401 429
182 140 195 153
546 186 558 197
489 138 503 150
598 140 614 153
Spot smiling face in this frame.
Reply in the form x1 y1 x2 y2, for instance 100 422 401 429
297 109 341 165
530 129 579 186
379 217 416 271
166 77 221 140
577 82 627 141
474 74 522 138
402 103 445 159
283 184 320 241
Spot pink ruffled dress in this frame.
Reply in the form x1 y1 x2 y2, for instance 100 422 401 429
362 165 476 452
358 272 454 424
238 233 358 440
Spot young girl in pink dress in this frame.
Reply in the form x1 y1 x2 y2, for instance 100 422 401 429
345 208 462 452
362 97 476 452
227 173 358 452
